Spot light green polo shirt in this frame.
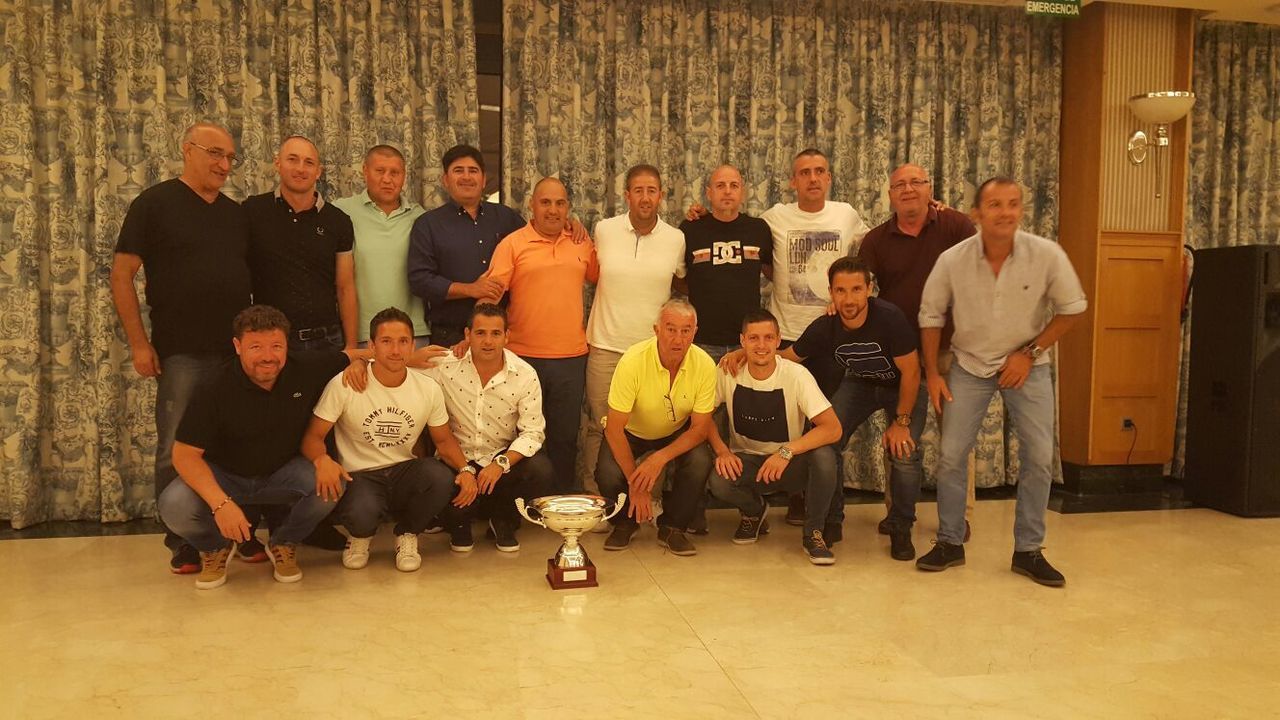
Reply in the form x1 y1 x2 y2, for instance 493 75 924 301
332 191 427 342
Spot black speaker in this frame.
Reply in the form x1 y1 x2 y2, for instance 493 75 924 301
1185 245 1280 517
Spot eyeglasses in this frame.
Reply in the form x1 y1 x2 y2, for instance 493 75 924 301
889 178 931 192
663 394 677 422
187 141 242 168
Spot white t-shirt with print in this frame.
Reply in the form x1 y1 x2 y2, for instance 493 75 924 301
312 369 449 472
761 201 871 341
715 357 832 456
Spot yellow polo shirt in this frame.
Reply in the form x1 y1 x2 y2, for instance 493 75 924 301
607 337 717 440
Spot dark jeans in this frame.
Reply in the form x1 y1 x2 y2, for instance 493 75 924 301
442 452 554 530
336 457 455 537
596 428 712 531
154 353 226 551
157 456 339 552
826 377 928 528
429 324 466 349
709 450 837 536
522 354 587 493
289 324 344 352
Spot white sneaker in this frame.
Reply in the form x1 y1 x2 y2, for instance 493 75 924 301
342 536 371 569
395 533 421 572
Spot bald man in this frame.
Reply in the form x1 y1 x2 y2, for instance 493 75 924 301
244 135 357 351
483 177 599 492
112 121 253 573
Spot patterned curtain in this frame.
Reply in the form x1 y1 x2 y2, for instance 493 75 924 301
504 0 1063 490
0 0 478 528
1173 20 1280 476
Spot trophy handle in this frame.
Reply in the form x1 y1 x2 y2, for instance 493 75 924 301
601 493 627 522
515 498 545 528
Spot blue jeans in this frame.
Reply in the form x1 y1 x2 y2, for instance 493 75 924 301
522 355 587 493
596 428 712 531
154 353 226 550
336 457 455 537
157 456 340 552
709 449 836 536
826 376 928 528
289 324 344 352
936 364 1055 550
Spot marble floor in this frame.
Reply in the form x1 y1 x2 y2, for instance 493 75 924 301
2 500 1278 719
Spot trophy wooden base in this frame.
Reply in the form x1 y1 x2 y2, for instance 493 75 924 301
546 558 598 589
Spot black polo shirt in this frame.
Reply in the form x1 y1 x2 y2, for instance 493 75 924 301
114 179 251 358
175 351 350 477
244 191 355 331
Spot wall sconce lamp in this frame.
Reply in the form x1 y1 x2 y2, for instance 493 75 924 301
1127 91 1196 198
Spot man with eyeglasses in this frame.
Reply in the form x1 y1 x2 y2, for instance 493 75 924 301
596 299 714 557
857 163 977 545
244 135 358 352
112 121 253 575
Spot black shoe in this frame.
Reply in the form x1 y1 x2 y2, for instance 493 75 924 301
169 544 200 575
1011 550 1065 587
488 520 519 553
732 513 769 545
657 526 697 556
302 523 348 551
449 523 474 553
686 508 710 536
823 522 843 545
603 523 637 551
802 530 835 566
916 541 965 571
877 514 892 535
889 526 916 561
785 493 806 526
236 536 269 563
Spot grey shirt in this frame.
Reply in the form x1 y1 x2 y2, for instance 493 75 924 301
919 229 1087 378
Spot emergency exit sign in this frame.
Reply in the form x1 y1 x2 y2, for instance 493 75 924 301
1026 0 1081 17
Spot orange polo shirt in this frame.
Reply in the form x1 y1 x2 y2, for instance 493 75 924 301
487 222 600 358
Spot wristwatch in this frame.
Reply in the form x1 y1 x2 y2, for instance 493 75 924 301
778 445 794 461
494 453 512 474
894 414 912 427
1024 343 1045 359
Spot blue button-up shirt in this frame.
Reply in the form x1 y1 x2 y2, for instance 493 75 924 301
407 200 525 329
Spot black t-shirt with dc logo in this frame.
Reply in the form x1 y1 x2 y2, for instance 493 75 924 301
793 297 918 395
679 214 773 346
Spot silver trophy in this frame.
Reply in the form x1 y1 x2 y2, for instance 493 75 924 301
516 494 625 589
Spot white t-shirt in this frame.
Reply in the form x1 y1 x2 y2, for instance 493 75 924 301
312 368 449 472
587 213 686 353
716 358 832 456
760 201 871 341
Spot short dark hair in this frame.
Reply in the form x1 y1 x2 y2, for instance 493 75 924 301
740 308 780 334
827 256 873 287
233 305 290 339
364 144 405 165
975 176 1020 206
369 306 414 341
625 163 661 190
441 144 484 173
794 148 827 162
468 302 507 330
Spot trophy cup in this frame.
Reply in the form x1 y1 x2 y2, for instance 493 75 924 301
515 494 626 590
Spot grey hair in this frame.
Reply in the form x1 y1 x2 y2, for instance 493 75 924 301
657 298 697 324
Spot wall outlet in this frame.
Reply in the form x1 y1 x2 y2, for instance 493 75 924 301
1122 417 1135 430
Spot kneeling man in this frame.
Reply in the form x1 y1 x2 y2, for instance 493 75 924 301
598 299 715 556
303 307 467 572
708 310 842 564
159 305 356 589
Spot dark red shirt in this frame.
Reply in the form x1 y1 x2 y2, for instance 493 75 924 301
857 206 975 349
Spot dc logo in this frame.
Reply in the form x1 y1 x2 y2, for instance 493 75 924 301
712 241 743 265
316 226 326 236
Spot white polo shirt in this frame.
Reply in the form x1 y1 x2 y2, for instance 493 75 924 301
761 201 870 341
586 214 686 353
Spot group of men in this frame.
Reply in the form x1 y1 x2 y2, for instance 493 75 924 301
114 120 1085 591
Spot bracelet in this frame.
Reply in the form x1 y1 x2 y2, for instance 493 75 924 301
211 497 232 515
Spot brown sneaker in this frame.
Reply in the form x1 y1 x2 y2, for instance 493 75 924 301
195 545 234 590
267 543 302 583
657 526 697 556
